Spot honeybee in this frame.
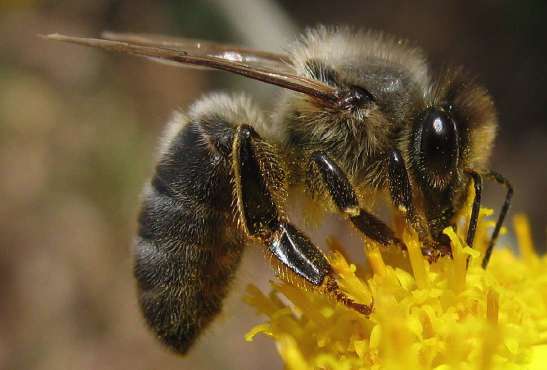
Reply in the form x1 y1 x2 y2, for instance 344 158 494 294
44 26 512 355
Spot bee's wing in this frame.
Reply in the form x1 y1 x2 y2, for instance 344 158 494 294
43 33 338 103
101 31 292 72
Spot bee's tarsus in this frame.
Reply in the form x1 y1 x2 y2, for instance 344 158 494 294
324 275 373 315
266 223 331 286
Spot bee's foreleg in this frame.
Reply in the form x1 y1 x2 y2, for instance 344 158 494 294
387 149 415 220
310 151 406 251
232 126 372 314
463 170 483 250
387 149 446 261
388 149 459 261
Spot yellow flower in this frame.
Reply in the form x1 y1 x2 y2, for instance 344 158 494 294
244 210 547 370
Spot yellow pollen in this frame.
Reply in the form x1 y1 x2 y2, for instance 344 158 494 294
486 288 499 324
514 213 538 264
244 209 547 370
365 241 386 277
405 228 428 289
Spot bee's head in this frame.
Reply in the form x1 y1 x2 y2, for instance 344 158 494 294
405 69 497 244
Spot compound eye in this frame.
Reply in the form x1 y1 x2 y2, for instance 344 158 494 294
418 108 459 186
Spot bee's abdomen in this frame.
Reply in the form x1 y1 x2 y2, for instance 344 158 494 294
134 117 243 354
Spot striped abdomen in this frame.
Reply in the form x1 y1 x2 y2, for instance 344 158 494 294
134 112 244 354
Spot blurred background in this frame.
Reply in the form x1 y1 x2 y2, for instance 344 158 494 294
0 0 545 369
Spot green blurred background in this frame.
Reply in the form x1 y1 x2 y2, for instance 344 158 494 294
0 0 545 369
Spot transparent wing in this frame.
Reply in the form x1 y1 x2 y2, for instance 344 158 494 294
43 33 338 103
101 31 292 72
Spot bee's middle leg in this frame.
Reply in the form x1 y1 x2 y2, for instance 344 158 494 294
232 125 372 314
309 151 406 251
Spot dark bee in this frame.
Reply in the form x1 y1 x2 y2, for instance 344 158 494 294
44 26 513 354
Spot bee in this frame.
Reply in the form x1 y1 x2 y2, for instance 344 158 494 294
44 26 513 354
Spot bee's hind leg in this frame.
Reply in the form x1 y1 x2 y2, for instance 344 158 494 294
233 125 372 315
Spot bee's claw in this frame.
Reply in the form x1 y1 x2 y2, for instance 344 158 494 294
421 244 452 263
324 275 374 316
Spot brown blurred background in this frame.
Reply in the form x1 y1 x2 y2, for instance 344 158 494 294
0 0 545 369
